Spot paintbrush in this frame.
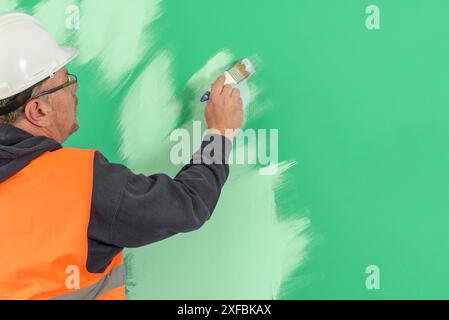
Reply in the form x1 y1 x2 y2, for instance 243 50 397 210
200 58 256 102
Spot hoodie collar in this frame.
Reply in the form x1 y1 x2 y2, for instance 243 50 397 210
0 124 62 183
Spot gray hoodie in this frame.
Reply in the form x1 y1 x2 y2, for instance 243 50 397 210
0 124 231 273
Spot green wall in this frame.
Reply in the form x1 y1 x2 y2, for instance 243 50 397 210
4 0 449 299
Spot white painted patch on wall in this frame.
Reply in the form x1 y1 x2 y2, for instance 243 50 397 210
76 0 162 86
0 0 17 12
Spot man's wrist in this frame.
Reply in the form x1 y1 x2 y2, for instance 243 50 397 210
194 129 233 165
206 128 235 144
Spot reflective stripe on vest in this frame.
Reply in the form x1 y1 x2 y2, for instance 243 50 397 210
50 264 126 300
0 148 126 300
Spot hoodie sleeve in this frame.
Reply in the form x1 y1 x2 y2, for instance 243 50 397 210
87 133 232 251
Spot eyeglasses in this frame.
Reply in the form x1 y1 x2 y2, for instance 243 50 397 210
30 73 78 100
0 74 78 117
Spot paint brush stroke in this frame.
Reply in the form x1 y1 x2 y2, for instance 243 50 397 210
0 0 17 13
32 0 75 43
76 0 161 87
119 51 181 174
125 158 310 299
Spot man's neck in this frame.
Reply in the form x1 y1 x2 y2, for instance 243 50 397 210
13 122 60 143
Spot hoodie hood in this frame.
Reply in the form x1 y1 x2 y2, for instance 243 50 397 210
0 124 61 183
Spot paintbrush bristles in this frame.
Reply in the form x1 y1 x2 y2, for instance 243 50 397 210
236 62 251 78
226 58 256 85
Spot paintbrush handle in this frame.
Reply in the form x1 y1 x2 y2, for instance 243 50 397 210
200 91 211 102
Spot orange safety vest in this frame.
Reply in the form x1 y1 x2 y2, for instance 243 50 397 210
0 148 126 300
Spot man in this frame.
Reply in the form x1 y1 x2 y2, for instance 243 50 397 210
0 13 243 300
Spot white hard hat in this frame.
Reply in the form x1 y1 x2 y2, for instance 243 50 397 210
0 12 79 100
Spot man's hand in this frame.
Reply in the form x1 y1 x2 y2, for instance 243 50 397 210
205 76 244 142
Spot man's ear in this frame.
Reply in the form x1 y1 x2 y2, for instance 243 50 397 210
23 99 52 128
